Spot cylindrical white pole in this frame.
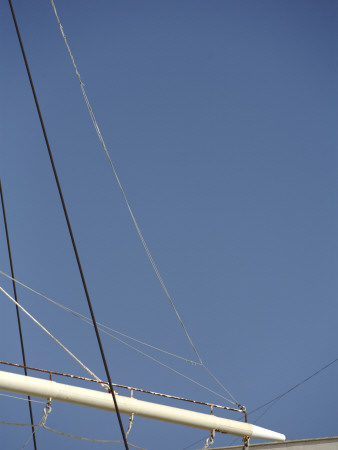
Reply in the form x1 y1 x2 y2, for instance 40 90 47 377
0 370 285 441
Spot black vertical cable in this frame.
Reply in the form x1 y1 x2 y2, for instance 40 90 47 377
7 2 129 448
0 179 38 450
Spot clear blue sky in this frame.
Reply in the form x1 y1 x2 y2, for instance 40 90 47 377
0 1 337 449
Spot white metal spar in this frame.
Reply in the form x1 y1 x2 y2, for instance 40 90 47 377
0 370 285 441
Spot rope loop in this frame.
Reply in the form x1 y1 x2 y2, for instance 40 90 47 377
126 413 134 438
125 390 135 438
41 398 52 427
201 430 215 449
242 437 250 449
21 397 53 449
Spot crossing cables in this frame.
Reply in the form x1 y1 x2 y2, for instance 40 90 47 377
0 180 37 450
50 0 240 409
7 1 129 448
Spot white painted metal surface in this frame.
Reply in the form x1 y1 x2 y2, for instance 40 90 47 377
0 370 285 441
214 436 338 450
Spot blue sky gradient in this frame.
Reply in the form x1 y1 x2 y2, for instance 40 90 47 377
0 1 337 449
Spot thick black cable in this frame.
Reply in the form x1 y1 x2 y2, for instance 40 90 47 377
0 179 38 450
7 2 129 448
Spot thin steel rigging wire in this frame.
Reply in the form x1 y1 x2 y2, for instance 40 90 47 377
248 357 338 416
0 180 37 450
0 269 200 366
183 357 338 449
0 285 107 388
0 393 45 404
6 2 128 447
0 420 147 449
0 270 236 404
50 0 239 407
1 398 147 449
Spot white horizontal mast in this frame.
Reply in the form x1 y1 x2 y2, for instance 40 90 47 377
0 370 285 441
